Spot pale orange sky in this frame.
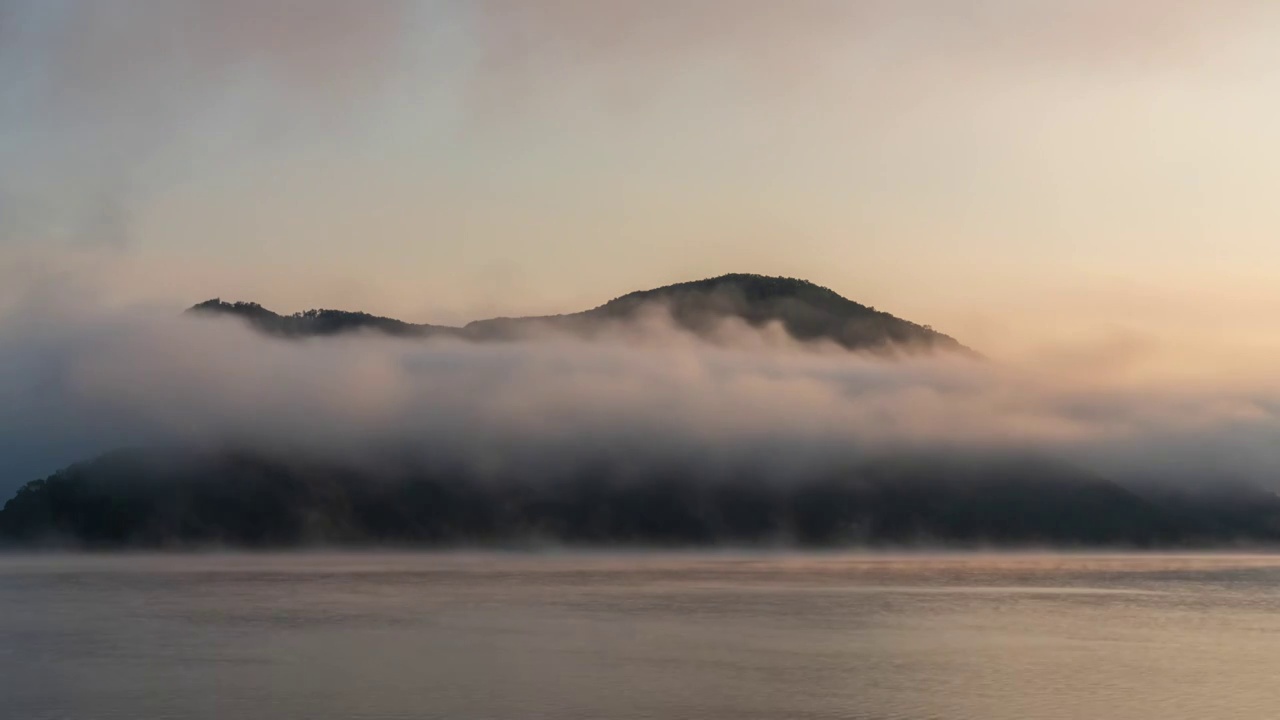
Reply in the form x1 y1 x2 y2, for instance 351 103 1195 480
3 1 1280 363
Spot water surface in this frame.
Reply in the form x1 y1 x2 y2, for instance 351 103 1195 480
3 552 1278 719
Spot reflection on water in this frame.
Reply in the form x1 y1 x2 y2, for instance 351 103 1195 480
3 552 1279 719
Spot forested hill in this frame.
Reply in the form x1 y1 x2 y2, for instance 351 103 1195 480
5 446 1280 548
189 274 971 354
186 300 441 338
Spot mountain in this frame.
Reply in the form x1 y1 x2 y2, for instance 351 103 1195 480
189 274 971 354
5 445 1257 549
15 273 1276 549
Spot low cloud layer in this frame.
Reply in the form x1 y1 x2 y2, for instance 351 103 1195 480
2 273 1279 498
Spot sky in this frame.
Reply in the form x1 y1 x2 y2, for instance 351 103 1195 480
3 0 1280 363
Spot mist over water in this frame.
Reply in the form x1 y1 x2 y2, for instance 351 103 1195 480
3 552 1279 720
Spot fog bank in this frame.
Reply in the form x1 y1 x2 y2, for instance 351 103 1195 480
2 284 1278 497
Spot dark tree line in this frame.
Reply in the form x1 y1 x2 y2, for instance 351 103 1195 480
4 446 1278 549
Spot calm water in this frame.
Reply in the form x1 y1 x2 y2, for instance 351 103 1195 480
3 553 1280 719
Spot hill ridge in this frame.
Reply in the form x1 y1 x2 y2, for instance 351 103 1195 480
189 274 971 354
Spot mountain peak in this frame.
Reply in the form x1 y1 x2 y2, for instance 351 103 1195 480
586 273 969 354
600 274 840 305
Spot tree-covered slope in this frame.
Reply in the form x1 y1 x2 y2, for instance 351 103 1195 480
5 446 1275 549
